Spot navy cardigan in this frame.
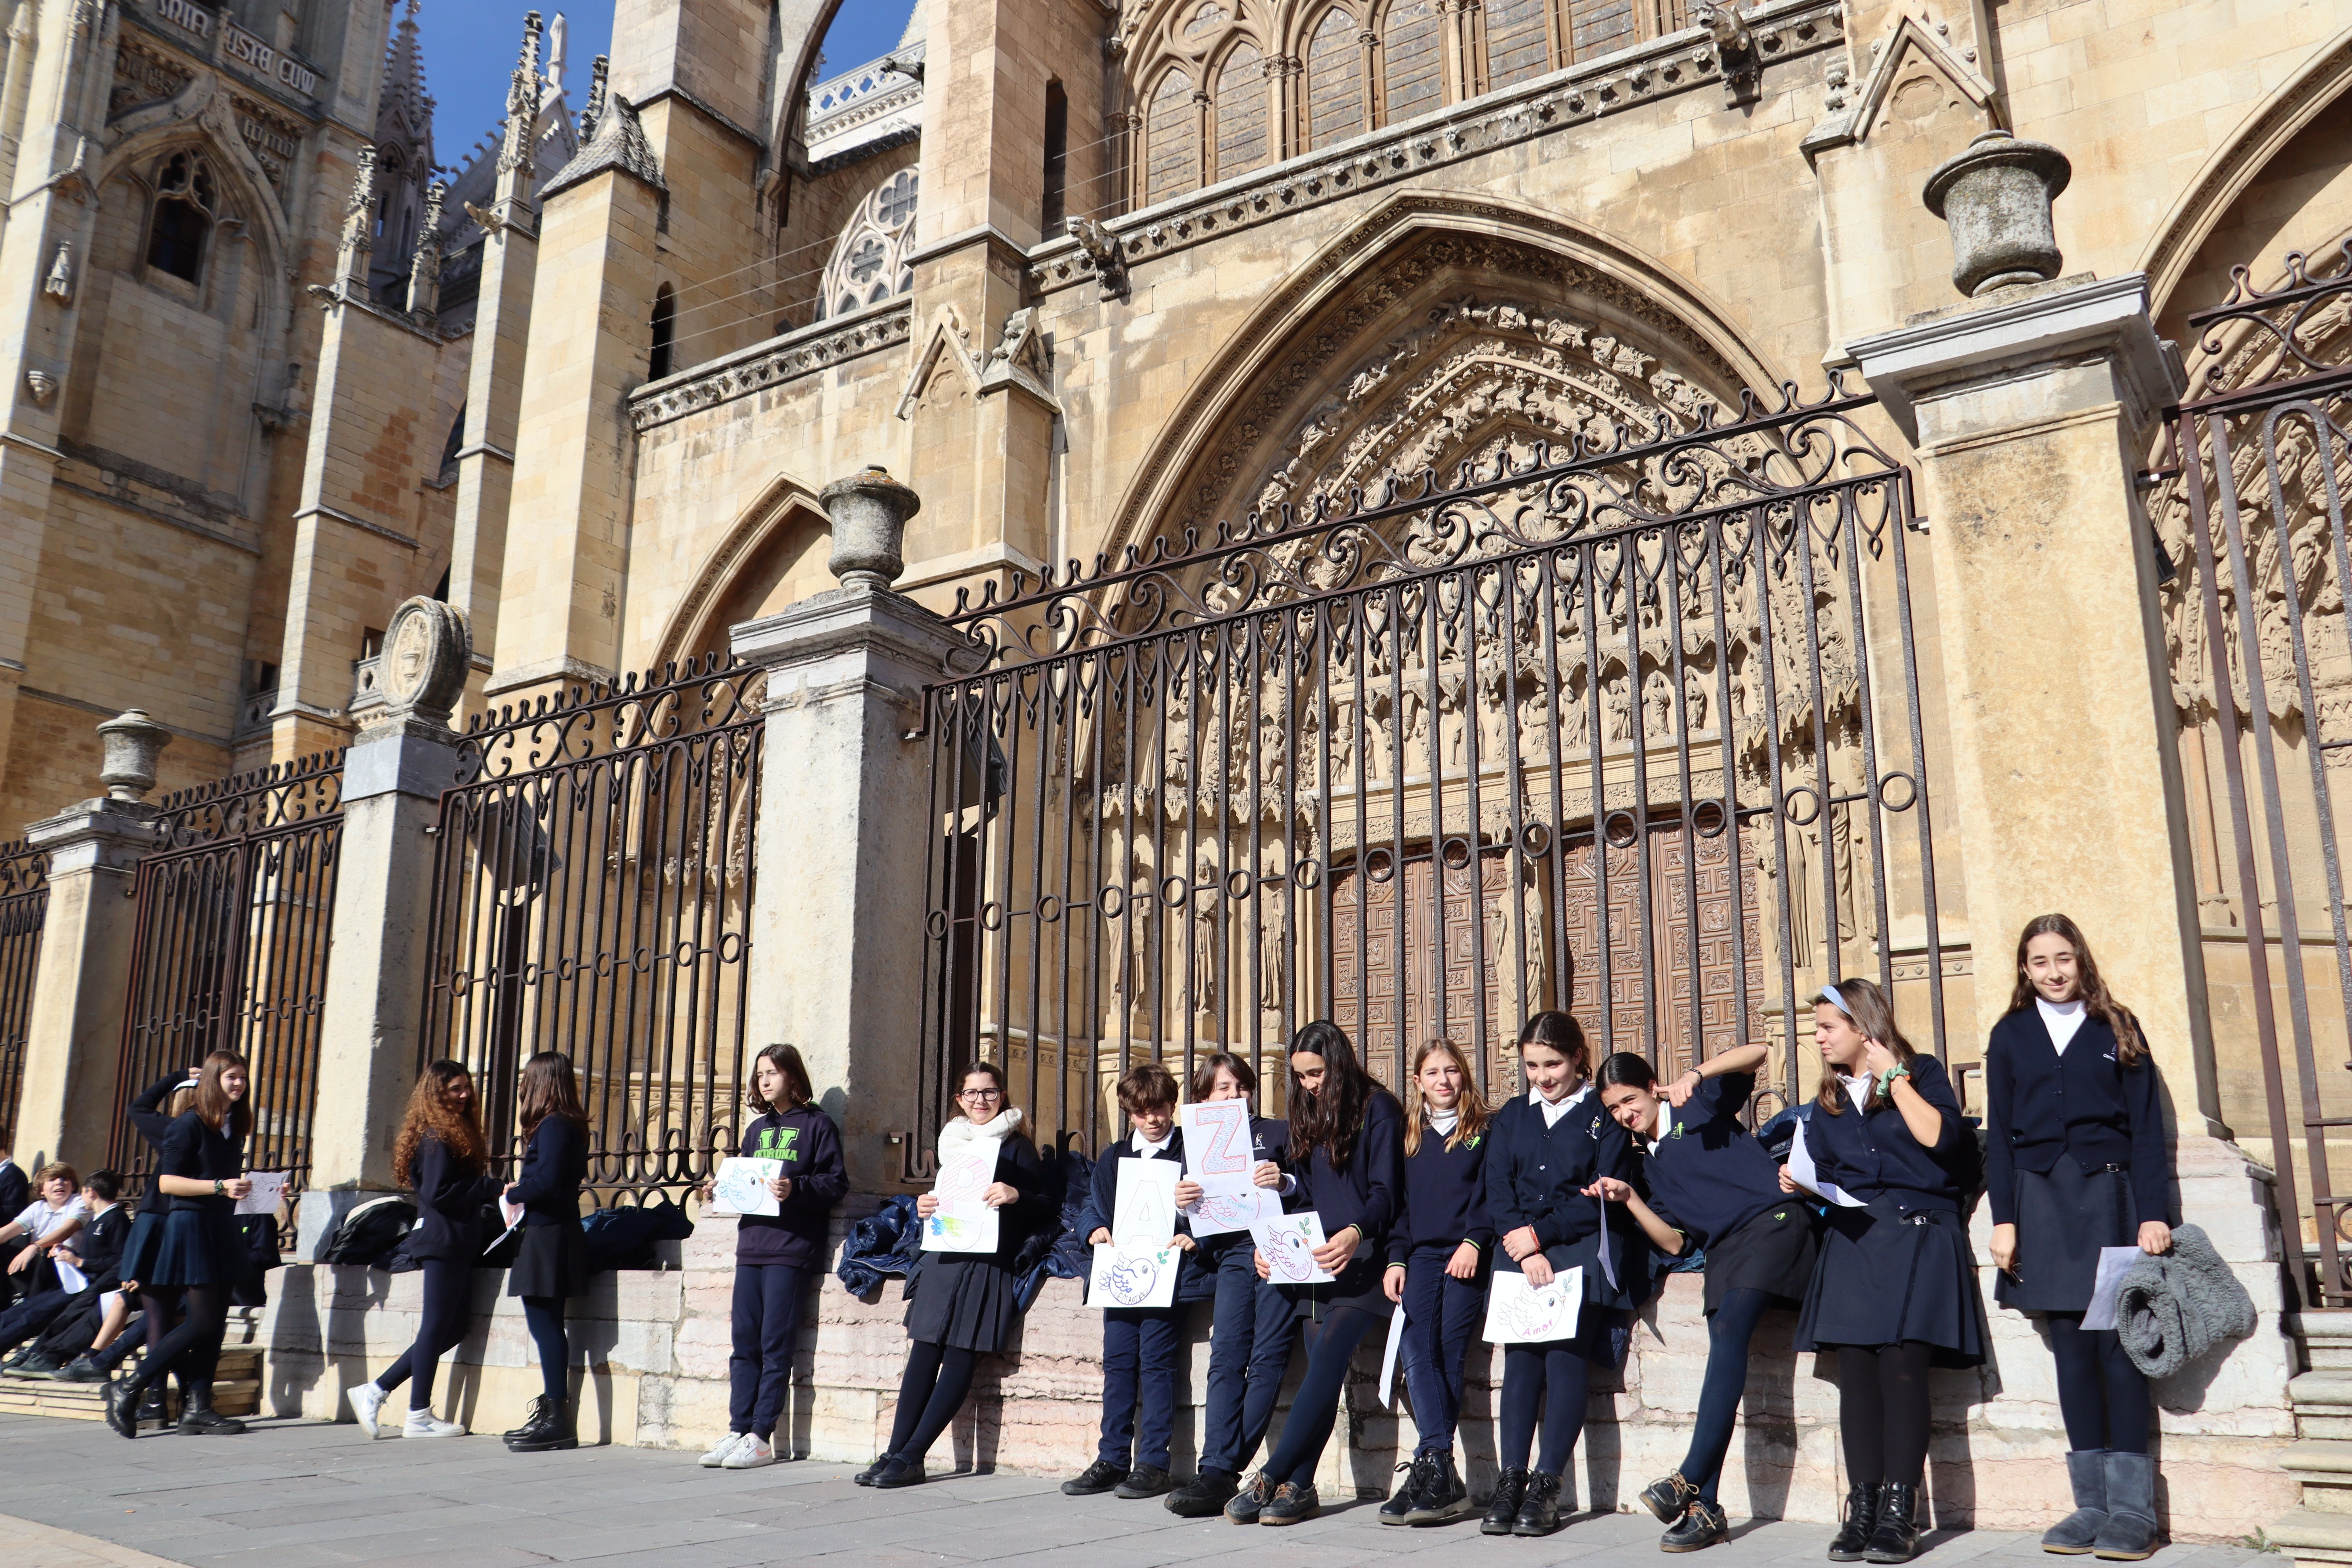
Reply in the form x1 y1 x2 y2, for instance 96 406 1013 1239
507 1114 589 1226
405 1134 503 1260
1983 1009 2170 1227
1386 1114 1494 1265
1639 1071 1784 1248
1290 1091 1406 1257
1077 1131 1216 1302
1485 1088 1639 1301
157 1110 246 1218
1805 1054 1970 1217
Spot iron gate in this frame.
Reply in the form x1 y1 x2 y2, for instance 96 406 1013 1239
109 755 343 1210
0 839 47 1150
918 374 1946 1154
418 655 763 1201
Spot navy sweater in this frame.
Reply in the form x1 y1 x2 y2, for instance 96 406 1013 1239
1077 1131 1216 1302
404 1134 502 1260
1638 1072 1784 1248
1386 1114 1494 1265
126 1073 187 1217
157 1110 246 1218
1486 1088 1638 1299
64 1203 132 1290
1983 1009 2169 1227
735 1107 848 1269
1805 1054 1970 1217
507 1114 589 1226
1290 1091 1406 1257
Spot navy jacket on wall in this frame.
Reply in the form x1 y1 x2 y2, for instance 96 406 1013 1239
1982 1010 2170 1227
1804 1054 1970 1217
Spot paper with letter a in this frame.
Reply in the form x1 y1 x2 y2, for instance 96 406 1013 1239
1786 1118 1868 1208
1188 1185 1280 1238
1112 1156 1180 1248
708 1157 783 1218
923 1135 1004 1253
1379 1304 1407 1407
1483 1265 1584 1345
2080 1245 2145 1332
236 1171 290 1217
1252 1211 1337 1285
1091 1242 1179 1309
1180 1101 1256 1198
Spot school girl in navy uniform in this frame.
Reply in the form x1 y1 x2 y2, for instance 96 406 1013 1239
502 1051 592 1453
350 1059 501 1439
1985 915 2173 1561
861 1060 1058 1489
1226 1020 1405 1527
1165 1051 1298 1517
104 1050 253 1439
701 1044 846 1471
1377 1037 1491 1528
1786 978 1986 1564
114 1065 198 1426
1592 1043 1818 1552
1482 1009 1643 1537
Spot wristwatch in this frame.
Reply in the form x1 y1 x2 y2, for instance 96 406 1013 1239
213 1179 226 1197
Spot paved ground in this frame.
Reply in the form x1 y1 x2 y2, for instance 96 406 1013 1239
0 1413 2278 1568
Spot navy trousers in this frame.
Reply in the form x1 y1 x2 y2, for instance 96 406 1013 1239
1099 1305 1183 1470
1197 1241 1299 1475
730 1262 808 1438
1399 1243 1484 1456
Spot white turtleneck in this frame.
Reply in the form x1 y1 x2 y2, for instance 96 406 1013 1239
1427 1106 1461 1138
2037 996 2087 1054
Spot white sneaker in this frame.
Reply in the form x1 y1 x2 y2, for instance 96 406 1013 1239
403 1410 467 1438
722 1434 776 1470
700 1430 746 1468
350 1382 387 1440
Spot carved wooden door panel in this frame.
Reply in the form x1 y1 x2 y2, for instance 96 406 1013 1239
1652 821 1764 1072
1556 830 1651 1054
1331 847 1510 1085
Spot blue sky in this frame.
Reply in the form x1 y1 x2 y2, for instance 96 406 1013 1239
412 0 920 169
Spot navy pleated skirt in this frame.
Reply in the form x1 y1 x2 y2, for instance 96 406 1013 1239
119 1209 165 1285
148 1208 245 1288
1702 1203 1820 1315
1795 1201 1988 1368
1996 1158 2135 1314
507 1221 590 1299
904 1254 1025 1353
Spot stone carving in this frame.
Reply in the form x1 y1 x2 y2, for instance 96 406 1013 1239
96 709 172 802
111 34 195 119
501 12 546 176
1066 215 1129 302
406 182 446 324
629 302 911 430
377 596 472 727
232 95 303 196
23 368 56 406
1922 129 2072 298
820 466 922 590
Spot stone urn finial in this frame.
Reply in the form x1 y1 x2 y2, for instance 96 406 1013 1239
820 466 922 592
1923 129 2073 298
96 708 171 803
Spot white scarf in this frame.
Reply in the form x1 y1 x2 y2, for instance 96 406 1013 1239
938 1105 1022 1157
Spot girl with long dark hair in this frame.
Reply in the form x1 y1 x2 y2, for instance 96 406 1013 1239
104 1050 253 1439
1592 1043 1816 1552
1787 978 1985 1564
350 1060 500 1440
502 1051 590 1452
1986 915 2172 1561
1226 1020 1405 1528
858 1060 1057 1489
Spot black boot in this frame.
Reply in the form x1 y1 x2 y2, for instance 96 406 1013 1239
1406 1451 1474 1526
1513 1469 1565 1536
1379 1454 1432 1524
503 1395 552 1441
1864 1482 1922 1564
1167 1467 1240 1517
1828 1481 1880 1561
103 1381 139 1440
506 1396 577 1452
177 1388 247 1436
1482 1466 1530 1535
138 1384 170 1426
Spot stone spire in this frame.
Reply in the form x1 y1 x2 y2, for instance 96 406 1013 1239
406 181 447 327
371 0 437 305
497 12 546 192
336 143 377 297
579 53 608 146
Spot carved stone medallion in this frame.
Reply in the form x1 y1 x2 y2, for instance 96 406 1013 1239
378 595 471 726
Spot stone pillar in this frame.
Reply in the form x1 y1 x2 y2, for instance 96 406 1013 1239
10 710 169 1169
731 471 982 1191
295 599 469 1255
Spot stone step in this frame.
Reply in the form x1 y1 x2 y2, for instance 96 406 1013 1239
2293 1372 2352 1437
0 1347 260 1423
2285 1443 2352 1514
2295 1313 2352 1372
2267 1507 2352 1566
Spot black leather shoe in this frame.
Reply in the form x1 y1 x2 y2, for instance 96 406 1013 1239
1864 1483 1922 1564
1167 1468 1239 1516
1644 1470 1702 1523
1406 1451 1474 1526
1664 1498 1731 1552
1063 1457 1128 1495
854 1453 897 1486
137 1385 169 1425
506 1398 577 1452
872 1455 927 1489
103 1381 138 1439
1223 1471 1271 1524
1483 1467 1530 1535
55 1355 106 1383
1115 1463 1172 1499
177 1392 247 1435
1513 1469 1565 1536
1829 1481 1881 1561
1379 1455 1430 1524
503 1395 553 1441
1260 1481 1319 1525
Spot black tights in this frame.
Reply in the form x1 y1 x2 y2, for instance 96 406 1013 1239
134 1289 186 1390
1500 1341 1593 1476
2048 1314 2150 1454
123 1285 228 1399
1680 1288 1775 1500
1261 1306 1381 1486
521 1297 568 1406
886 1339 979 1463
378 1260 472 1411
1837 1340 1933 1489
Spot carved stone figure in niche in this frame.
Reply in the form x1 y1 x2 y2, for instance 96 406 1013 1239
1256 841 1290 1015
1684 670 1711 734
1605 673 1633 743
1109 864 1157 1034
1189 842 1221 1026
1643 668 1675 741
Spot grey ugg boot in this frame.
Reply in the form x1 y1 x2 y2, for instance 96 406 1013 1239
2041 1452 2108 1554
2092 1452 2160 1561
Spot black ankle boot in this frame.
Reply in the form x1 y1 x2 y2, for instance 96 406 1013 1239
1405 1451 1472 1526
506 1395 577 1452
177 1389 247 1436
1829 1481 1880 1561
1512 1469 1565 1536
503 1395 552 1440
1864 1482 1922 1564
1482 1466 1530 1535
103 1381 139 1440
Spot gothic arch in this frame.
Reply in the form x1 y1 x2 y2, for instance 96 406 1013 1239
97 103 296 325
653 475 834 668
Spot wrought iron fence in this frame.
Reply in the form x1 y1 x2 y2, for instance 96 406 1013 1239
0 839 48 1151
2156 240 2352 1305
109 755 343 1216
419 655 763 1202
919 375 1944 1154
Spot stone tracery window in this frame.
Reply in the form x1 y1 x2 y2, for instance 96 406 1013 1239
814 168 920 323
1146 68 1200 205
1303 8 1366 151
1214 44 1269 183
147 151 216 284
1381 0 1444 124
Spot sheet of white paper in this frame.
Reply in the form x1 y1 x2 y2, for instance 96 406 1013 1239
1483 1265 1584 1344
923 1135 1004 1253
1592 1191 1619 1289
1252 1211 1337 1285
499 1195 524 1230
1112 1157 1180 1248
1180 1101 1255 1198
1786 1118 1869 1208
1379 1304 1406 1407
483 1217 524 1257
709 1157 782 1218
1090 1242 1179 1308
2080 1246 2144 1332
236 1171 289 1216
54 1257 87 1293
1188 1185 1280 1238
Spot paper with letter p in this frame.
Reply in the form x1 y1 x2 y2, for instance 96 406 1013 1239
1483 1265 1583 1344
1252 1211 1336 1285
1786 1118 1867 1208
709 1157 782 1218
1181 1101 1255 1197
1091 1243 1178 1309
1112 1157 1180 1247
923 1135 1003 1253
236 1171 289 1216
2081 1246 2144 1332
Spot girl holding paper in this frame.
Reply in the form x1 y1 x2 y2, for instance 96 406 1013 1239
1227 1020 1404 1527
1785 979 1984 1565
502 1051 592 1453
860 1060 1056 1490
702 1043 845 1472
1481 1010 1641 1539
103 1050 252 1440
1985 915 2172 1561
349 1060 502 1440
1591 1044 1815 1552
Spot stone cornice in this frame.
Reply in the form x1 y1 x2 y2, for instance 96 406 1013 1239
1029 0 1842 297
628 301 914 432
